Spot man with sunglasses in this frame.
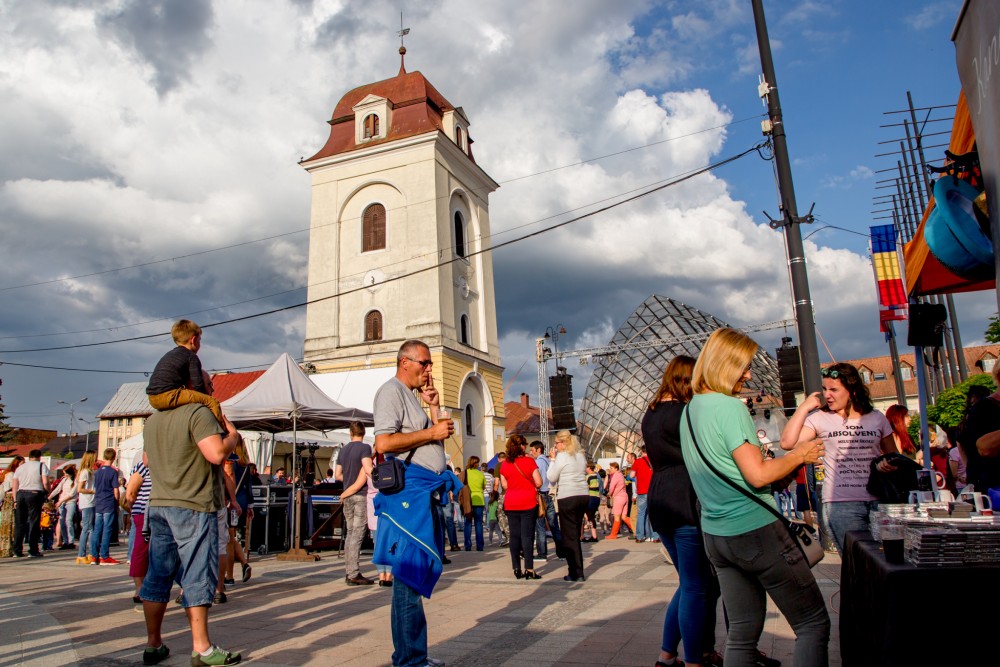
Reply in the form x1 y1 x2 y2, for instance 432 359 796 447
373 340 454 667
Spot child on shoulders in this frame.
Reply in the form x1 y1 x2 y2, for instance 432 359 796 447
146 319 224 424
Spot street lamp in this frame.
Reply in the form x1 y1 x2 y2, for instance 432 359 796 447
78 417 96 454
544 325 567 370
57 397 87 444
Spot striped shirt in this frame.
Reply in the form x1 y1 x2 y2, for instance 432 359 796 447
131 461 152 515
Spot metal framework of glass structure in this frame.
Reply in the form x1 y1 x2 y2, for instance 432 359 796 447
577 295 783 459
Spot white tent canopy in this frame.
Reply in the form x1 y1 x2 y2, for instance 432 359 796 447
221 353 374 432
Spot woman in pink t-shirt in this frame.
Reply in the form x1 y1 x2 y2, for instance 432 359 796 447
604 462 634 540
499 434 542 579
780 362 895 555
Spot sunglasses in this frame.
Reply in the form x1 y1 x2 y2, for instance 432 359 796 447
820 368 841 379
406 357 433 369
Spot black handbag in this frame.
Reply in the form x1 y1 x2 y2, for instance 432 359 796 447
685 410 824 568
866 453 922 503
372 449 415 495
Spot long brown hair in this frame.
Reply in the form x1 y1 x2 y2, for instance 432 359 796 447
649 355 695 409
886 404 916 455
1 456 25 482
463 456 480 484
505 434 528 462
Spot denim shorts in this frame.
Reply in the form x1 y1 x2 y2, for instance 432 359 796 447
140 506 219 607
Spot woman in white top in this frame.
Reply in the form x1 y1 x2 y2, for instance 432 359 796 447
75 451 97 563
547 430 590 582
49 465 79 549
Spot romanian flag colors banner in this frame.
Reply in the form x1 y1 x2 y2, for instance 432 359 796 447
871 224 908 332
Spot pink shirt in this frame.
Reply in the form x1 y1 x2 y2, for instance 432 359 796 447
804 409 892 503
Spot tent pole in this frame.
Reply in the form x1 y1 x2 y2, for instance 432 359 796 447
277 412 319 561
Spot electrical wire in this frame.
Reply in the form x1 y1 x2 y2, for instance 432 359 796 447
0 140 767 359
0 113 764 295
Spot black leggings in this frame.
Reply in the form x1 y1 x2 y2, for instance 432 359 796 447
556 495 589 579
505 508 538 571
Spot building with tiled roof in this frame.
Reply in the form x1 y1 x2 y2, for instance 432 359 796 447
96 370 266 450
831 343 1000 411
504 393 548 440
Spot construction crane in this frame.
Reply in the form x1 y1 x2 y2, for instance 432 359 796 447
535 318 795 446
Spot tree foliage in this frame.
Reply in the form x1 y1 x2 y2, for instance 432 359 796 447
986 314 1000 344
926 372 998 430
0 377 14 446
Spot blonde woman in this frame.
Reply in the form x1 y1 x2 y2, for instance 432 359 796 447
75 451 98 564
547 431 589 582
681 329 829 667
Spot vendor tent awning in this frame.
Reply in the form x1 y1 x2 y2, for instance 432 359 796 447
221 353 374 432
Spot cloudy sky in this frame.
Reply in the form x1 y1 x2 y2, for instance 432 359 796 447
1 0 993 434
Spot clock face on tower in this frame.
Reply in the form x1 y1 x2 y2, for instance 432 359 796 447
364 268 385 293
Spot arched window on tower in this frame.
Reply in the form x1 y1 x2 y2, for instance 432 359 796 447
455 125 464 149
363 113 379 139
454 211 466 258
465 404 474 436
364 310 383 342
460 314 470 346
362 203 386 252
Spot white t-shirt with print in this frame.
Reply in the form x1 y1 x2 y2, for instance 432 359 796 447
804 409 892 503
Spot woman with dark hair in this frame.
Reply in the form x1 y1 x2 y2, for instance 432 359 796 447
959 363 1000 493
499 434 542 579
885 405 917 460
462 455 486 551
684 329 829 667
50 464 78 549
642 355 721 667
781 362 896 555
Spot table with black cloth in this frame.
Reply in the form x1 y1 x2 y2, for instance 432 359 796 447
840 530 998 665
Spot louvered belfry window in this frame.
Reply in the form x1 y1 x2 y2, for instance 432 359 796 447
362 203 386 251
364 310 382 342
364 114 379 139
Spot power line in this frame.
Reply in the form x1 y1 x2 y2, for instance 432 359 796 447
0 113 764 295
0 141 766 357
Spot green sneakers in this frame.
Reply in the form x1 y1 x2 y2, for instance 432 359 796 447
191 645 242 666
142 644 170 665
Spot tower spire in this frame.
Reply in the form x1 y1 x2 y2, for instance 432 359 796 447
397 12 410 75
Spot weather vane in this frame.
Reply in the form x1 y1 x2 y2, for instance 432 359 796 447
397 12 410 73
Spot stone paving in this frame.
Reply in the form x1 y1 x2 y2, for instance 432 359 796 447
0 537 843 667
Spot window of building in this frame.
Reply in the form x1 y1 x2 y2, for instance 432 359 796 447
860 369 872 384
983 357 997 372
454 211 466 258
873 372 886 381
455 125 464 149
460 314 470 345
362 203 386 252
126 417 132 426
900 366 912 380
363 113 379 139
465 404 474 436
364 310 383 342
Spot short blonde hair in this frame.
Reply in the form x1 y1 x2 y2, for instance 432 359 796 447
692 328 758 395
171 319 202 345
554 430 581 456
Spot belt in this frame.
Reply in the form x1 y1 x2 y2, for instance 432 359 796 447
17 489 45 494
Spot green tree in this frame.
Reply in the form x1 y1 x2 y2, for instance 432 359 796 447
0 377 14 446
926 372 998 430
985 313 1000 343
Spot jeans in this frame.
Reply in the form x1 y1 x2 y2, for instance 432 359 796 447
13 490 44 555
635 494 651 540
343 494 367 578
439 502 458 547
140 506 218 607
91 511 115 560
556 495 589 579
390 578 427 667
535 491 562 558
704 521 830 667
659 525 719 661
823 500 876 556
59 501 77 545
506 508 537 571
77 507 95 557
464 505 484 551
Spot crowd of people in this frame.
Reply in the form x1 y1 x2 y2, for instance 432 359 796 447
5 326 1000 667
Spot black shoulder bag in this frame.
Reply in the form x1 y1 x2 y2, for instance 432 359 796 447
372 448 416 495
685 409 824 568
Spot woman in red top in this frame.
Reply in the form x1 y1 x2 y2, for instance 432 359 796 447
500 434 543 579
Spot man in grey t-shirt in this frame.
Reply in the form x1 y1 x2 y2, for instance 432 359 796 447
373 339 453 667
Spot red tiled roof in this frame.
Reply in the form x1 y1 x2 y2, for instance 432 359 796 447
0 443 43 458
210 370 265 403
305 70 471 163
832 344 1000 400
504 395 550 436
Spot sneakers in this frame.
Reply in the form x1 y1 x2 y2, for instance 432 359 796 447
143 644 170 665
241 563 252 583
213 591 227 604
426 659 446 667
223 578 235 586
190 645 241 666
345 574 375 586
754 650 781 667
100 557 122 565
